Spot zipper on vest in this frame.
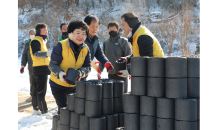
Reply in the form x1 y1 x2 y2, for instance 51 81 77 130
44 58 46 63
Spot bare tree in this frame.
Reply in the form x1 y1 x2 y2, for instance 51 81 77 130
85 0 90 11
173 0 198 56
108 0 113 7
92 0 95 8
75 0 79 6
157 20 177 56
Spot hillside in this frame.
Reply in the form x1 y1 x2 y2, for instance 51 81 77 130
18 0 200 57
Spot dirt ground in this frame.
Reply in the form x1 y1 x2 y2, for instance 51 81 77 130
18 91 58 115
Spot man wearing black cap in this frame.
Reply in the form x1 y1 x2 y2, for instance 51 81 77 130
118 12 164 78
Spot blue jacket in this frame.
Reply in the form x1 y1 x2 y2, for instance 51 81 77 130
84 35 108 65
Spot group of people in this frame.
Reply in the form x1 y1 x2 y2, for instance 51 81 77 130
20 12 164 119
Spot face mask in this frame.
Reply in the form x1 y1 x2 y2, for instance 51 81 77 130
29 35 35 40
62 32 68 39
109 31 118 37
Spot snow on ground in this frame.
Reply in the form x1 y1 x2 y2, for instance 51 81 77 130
18 57 131 130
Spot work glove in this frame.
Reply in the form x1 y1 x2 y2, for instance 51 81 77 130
105 62 114 72
117 70 129 78
46 50 52 57
77 71 82 81
97 72 101 80
91 61 101 73
91 61 102 80
119 57 127 61
59 71 68 83
20 66 24 74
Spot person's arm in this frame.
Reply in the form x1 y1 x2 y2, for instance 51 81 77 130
99 41 106 72
31 40 50 58
137 35 153 57
21 42 29 67
78 48 91 78
48 43 63 79
95 42 108 66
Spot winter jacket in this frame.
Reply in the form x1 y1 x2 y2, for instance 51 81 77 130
21 39 33 72
132 25 164 57
30 34 51 75
128 22 164 57
125 22 164 64
84 35 108 64
49 38 91 90
99 29 132 74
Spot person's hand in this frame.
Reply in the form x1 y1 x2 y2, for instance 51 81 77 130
117 70 129 78
119 57 127 61
46 50 52 57
105 62 114 72
91 61 101 73
59 71 68 83
97 72 101 80
77 71 82 81
20 66 24 74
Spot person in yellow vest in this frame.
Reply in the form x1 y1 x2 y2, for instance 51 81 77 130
48 20 91 114
30 23 52 119
117 12 165 78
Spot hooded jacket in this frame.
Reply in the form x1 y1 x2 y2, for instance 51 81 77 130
99 29 132 74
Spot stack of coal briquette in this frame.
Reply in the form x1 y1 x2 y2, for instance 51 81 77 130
52 78 125 130
122 56 200 130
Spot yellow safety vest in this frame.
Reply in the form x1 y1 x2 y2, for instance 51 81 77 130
50 38 88 87
132 26 164 57
29 36 50 67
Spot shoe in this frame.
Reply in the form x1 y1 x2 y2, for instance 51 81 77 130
42 112 53 119
32 110 42 115
26 96 32 102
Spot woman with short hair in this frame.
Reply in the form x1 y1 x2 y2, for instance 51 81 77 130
49 20 91 114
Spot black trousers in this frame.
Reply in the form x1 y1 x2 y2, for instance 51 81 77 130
50 85 76 114
32 75 48 114
28 71 34 96
108 74 128 93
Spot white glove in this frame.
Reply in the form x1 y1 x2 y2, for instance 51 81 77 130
46 51 52 57
59 71 67 83
118 70 129 78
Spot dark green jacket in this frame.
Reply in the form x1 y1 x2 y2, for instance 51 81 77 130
21 39 33 72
